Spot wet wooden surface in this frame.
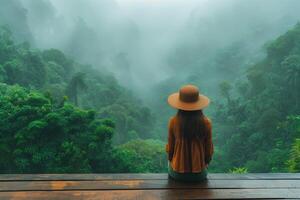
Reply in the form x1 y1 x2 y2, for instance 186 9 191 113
0 173 299 199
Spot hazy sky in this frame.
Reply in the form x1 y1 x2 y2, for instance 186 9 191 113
13 0 300 94
112 0 209 87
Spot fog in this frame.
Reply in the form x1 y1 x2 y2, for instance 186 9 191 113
1 0 300 174
3 0 300 95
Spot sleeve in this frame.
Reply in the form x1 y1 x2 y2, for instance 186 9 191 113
204 118 214 164
167 117 175 161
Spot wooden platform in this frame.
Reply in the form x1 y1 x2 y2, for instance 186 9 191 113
0 173 299 199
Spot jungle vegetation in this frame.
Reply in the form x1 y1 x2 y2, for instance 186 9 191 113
0 1 299 173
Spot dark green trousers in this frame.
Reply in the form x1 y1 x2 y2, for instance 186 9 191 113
168 162 207 182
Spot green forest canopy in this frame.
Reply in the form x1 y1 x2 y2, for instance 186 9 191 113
0 22 299 173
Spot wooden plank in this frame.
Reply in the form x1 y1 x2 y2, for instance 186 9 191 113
0 173 165 181
0 189 299 199
0 179 299 191
0 173 299 181
210 173 300 180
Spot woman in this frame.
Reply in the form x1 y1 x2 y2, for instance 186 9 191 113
166 84 213 182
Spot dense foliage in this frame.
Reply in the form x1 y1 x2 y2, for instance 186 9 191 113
210 23 300 172
0 26 164 173
0 20 299 173
114 139 167 172
0 26 154 144
0 83 113 173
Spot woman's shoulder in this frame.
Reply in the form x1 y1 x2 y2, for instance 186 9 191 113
168 116 177 130
204 116 211 122
169 115 176 124
203 116 212 128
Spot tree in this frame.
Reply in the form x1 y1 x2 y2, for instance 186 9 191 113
0 25 155 151
219 81 232 104
112 139 167 172
66 72 87 106
281 55 300 111
210 23 300 173
0 83 116 173
0 25 15 64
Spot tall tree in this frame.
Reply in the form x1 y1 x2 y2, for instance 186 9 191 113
219 81 232 104
281 55 300 112
66 72 87 106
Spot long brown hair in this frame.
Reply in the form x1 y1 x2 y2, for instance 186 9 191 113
176 109 208 140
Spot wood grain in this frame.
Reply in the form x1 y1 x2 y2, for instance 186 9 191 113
0 174 299 199
0 189 299 200
0 173 299 181
0 179 299 191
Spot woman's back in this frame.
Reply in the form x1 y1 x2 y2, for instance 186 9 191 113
167 115 213 173
166 84 213 181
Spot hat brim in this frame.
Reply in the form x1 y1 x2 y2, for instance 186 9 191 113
167 93 210 111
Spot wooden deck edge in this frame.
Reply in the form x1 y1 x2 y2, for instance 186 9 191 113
0 173 299 181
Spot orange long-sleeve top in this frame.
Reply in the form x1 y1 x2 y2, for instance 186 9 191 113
166 116 214 173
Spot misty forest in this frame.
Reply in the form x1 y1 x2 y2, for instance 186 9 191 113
0 0 300 174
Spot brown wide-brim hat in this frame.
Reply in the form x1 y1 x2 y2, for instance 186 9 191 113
168 84 210 111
